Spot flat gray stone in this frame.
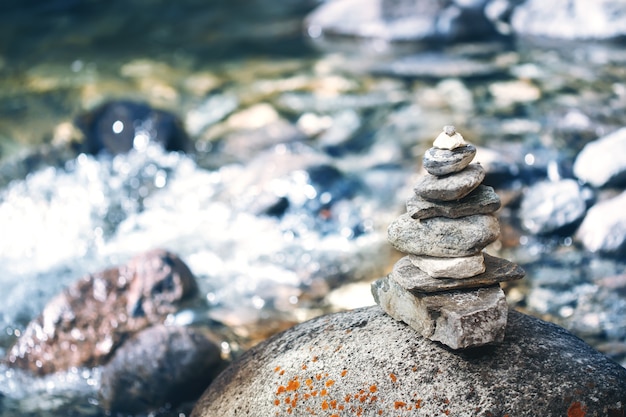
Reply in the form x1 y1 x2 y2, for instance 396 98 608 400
408 184 501 219
414 163 485 201
422 144 476 176
387 212 500 257
372 277 507 349
392 253 524 293
192 306 626 417
409 252 485 278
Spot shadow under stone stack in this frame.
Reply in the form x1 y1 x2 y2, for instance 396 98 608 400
372 126 525 349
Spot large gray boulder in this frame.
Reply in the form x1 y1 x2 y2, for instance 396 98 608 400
192 306 626 417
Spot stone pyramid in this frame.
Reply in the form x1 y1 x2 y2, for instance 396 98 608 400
372 126 525 350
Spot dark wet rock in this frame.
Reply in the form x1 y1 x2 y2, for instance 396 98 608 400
5 249 198 375
573 127 626 187
100 324 225 414
387 212 500 257
191 306 626 417
423 143 476 175
576 191 626 256
75 100 191 155
519 179 588 235
408 184 500 219
392 253 524 292
511 0 626 40
304 0 497 44
414 163 485 201
372 277 508 349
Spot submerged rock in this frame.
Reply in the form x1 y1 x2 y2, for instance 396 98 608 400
75 100 190 155
4 249 198 375
191 306 626 417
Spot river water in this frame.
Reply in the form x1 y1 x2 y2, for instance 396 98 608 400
0 1 625 416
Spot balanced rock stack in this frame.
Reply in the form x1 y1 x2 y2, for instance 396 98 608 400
372 126 525 350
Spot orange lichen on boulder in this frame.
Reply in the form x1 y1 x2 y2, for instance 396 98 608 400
568 402 587 417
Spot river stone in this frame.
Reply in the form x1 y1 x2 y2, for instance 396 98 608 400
519 179 588 235
191 306 626 417
75 100 191 155
304 0 497 44
575 190 626 256
387 212 500 257
100 325 226 414
409 252 485 278
414 163 485 201
372 277 507 349
573 126 626 187
407 184 501 219
5 249 198 375
423 144 476 176
511 0 626 40
392 253 525 292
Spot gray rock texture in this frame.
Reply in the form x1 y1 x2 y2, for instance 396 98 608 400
574 126 626 187
423 144 476 176
388 212 499 257
372 277 508 348
407 184 500 219
100 325 225 414
409 252 485 278
392 253 524 292
191 306 626 417
575 190 626 255
520 179 587 235
414 163 485 201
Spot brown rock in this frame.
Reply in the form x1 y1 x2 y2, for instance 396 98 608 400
5 249 198 375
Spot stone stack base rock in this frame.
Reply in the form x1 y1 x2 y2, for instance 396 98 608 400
372 126 525 349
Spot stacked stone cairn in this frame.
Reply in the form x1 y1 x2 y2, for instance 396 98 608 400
372 126 525 350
